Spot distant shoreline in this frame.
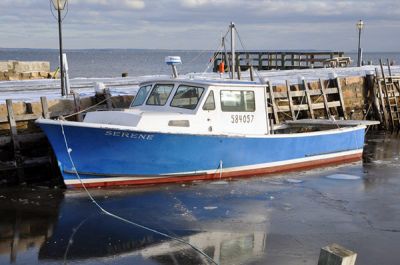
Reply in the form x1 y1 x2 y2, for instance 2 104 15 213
1 48 400 53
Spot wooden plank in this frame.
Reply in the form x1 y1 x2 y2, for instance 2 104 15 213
6 99 24 183
272 87 339 99
0 114 41 123
40 96 50 119
276 102 340 112
319 79 332 118
73 92 83 122
267 81 279 124
335 77 348 119
286 80 296 120
302 79 315 119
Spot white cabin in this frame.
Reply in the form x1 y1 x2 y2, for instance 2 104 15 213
84 78 270 136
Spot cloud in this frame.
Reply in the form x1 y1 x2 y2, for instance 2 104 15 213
179 0 231 8
71 0 145 10
0 0 399 51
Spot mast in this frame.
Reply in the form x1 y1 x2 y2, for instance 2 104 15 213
230 22 235 79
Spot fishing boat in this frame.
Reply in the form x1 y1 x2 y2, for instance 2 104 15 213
36 65 373 188
36 24 376 188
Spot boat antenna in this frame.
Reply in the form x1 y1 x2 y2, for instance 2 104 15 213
230 22 236 79
165 56 182 78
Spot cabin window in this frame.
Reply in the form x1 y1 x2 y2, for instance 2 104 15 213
146 84 174 106
170 85 204 110
220 90 255 112
202 91 215 111
131 85 152 107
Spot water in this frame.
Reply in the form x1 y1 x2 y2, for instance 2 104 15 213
0 132 399 265
1 49 399 78
0 49 214 78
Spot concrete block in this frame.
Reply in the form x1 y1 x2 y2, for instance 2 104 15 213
31 72 40 78
12 61 50 73
318 243 357 265
0 71 7 81
39 71 49 78
0 61 8 72
7 60 17 71
20 72 31 80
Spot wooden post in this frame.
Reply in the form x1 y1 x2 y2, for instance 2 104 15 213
317 243 357 265
319 79 332 118
302 79 315 119
73 92 83 122
365 73 382 123
291 53 295 69
249 66 254 81
6 99 24 183
105 88 113 110
237 64 241 80
286 80 296 120
40 96 50 119
375 68 390 128
379 59 386 80
335 77 348 119
387 58 392 82
268 81 279 124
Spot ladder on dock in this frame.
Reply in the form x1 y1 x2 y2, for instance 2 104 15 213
377 59 400 130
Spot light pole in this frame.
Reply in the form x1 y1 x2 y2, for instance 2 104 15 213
51 0 67 96
356 20 364 67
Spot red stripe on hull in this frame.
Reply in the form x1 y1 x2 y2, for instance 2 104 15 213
67 152 363 188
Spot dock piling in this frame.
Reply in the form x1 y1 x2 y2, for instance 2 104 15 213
317 243 357 265
6 99 25 184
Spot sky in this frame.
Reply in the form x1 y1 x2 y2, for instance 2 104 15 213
0 0 399 52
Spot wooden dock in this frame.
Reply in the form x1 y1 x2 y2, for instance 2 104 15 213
213 51 347 72
264 76 348 126
0 90 131 186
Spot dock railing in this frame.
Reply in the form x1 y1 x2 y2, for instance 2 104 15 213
213 51 346 72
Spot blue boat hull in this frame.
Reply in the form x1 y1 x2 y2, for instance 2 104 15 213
37 120 365 188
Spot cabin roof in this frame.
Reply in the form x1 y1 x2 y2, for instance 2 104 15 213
139 77 266 88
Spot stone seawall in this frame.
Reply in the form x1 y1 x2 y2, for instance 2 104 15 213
0 60 53 81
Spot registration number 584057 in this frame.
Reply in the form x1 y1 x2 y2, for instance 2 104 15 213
230 114 254 123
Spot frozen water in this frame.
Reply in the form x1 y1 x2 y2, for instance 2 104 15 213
203 206 218 210
326 174 361 180
210 180 229 185
285 178 304 184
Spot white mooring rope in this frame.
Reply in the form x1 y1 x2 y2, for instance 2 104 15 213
59 120 219 265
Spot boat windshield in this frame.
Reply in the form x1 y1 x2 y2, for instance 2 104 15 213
146 84 174 106
170 85 205 110
131 85 152 107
